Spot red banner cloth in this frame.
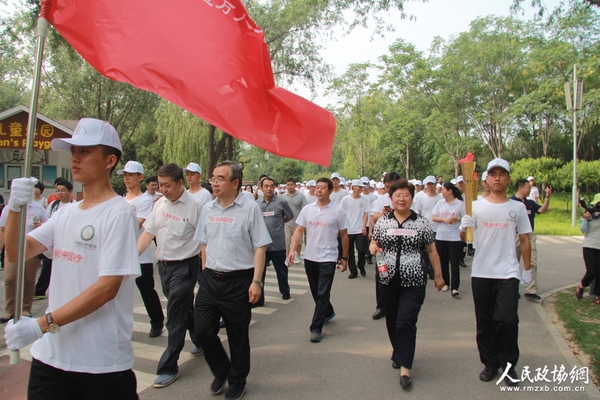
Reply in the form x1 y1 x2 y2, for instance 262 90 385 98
45 0 336 166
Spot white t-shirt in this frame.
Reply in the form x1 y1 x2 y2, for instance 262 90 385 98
371 193 391 214
340 195 369 234
527 186 540 203
304 193 317 204
415 192 442 230
431 199 465 241
127 194 154 264
296 201 348 263
241 190 255 201
34 197 48 209
28 196 140 373
0 201 48 232
190 187 213 205
330 189 349 205
46 199 75 218
471 198 532 280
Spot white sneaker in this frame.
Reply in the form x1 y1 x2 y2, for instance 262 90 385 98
294 254 301 264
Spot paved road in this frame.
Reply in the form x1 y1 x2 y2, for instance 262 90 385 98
1 235 599 399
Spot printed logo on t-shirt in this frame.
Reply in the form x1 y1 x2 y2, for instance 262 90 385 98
54 249 85 265
130 204 137 212
80 225 95 241
262 211 275 217
162 211 181 222
387 229 416 236
209 216 236 224
308 221 327 227
483 222 509 228
509 210 517 219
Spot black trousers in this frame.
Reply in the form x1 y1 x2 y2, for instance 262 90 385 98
34 257 52 296
382 273 426 370
365 227 372 262
581 247 600 296
436 240 463 291
375 264 385 311
28 358 138 400
471 277 520 370
348 233 367 275
195 268 254 386
136 263 165 330
157 257 200 375
304 260 336 333
258 250 290 305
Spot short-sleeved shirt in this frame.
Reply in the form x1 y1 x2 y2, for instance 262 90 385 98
371 193 391 214
257 195 294 252
340 195 369 234
28 196 140 373
510 195 541 231
372 211 434 287
282 190 308 227
304 193 317 204
471 198 532 280
144 189 204 261
330 189 349 205
414 192 443 230
195 193 271 271
431 199 466 241
190 187 213 205
0 201 48 232
296 201 348 263
527 186 540 203
127 194 154 264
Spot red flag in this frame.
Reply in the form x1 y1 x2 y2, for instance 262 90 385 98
44 0 336 166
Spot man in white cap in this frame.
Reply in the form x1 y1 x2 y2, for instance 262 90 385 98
119 161 165 338
137 163 205 388
4 118 140 398
361 177 378 264
330 173 349 205
454 175 468 267
527 176 540 203
185 162 213 205
414 175 443 280
461 158 532 386
340 180 369 278
478 171 490 200
305 180 317 204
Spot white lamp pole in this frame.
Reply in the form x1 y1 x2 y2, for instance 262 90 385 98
565 65 583 227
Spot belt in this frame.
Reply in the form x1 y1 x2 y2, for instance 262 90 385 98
205 268 253 279
158 256 197 267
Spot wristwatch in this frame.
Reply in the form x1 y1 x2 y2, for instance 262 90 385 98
45 313 60 334
341 257 348 261
251 279 263 288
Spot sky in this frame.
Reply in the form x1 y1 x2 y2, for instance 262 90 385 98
293 0 564 107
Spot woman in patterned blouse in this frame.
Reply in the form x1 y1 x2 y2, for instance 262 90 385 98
369 179 444 389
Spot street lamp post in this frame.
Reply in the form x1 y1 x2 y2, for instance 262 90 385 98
265 152 269 175
564 64 583 227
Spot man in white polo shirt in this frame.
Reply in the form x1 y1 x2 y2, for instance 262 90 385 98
340 179 369 279
185 162 213 205
119 161 164 338
329 173 349 205
138 163 205 388
288 178 349 343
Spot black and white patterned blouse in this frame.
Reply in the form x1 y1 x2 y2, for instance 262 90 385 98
372 211 435 287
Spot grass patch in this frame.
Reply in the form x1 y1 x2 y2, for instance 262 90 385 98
532 192 584 236
554 288 600 380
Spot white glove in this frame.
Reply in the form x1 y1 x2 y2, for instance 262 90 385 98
4 316 43 350
460 215 475 229
8 177 37 212
521 269 532 287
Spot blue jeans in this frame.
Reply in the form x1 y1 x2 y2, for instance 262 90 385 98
304 260 336 333
258 250 290 305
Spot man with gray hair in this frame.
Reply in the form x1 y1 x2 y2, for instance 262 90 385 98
194 160 271 400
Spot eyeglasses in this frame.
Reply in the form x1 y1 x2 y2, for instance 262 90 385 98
209 177 229 184
56 189 69 193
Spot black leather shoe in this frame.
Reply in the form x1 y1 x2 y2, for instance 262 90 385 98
392 361 400 369
479 365 498 382
348 273 358 279
459 259 467 268
149 327 163 338
282 293 290 300
359 268 366 276
372 309 385 320
400 375 412 389
211 375 228 395
366 258 373 265
224 383 246 400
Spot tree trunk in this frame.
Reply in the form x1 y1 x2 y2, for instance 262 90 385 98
207 124 228 177
226 134 233 160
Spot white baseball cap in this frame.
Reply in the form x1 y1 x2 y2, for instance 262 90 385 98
450 179 457 185
370 182 376 188
456 175 464 183
307 180 316 187
352 179 364 187
361 176 370 184
414 180 422 186
527 176 534 181
376 182 384 189
436 183 442 188
52 118 122 152
340 177 347 185
486 158 510 173
482 171 488 181
184 162 202 174
331 172 340 179
423 175 436 185
117 160 144 175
